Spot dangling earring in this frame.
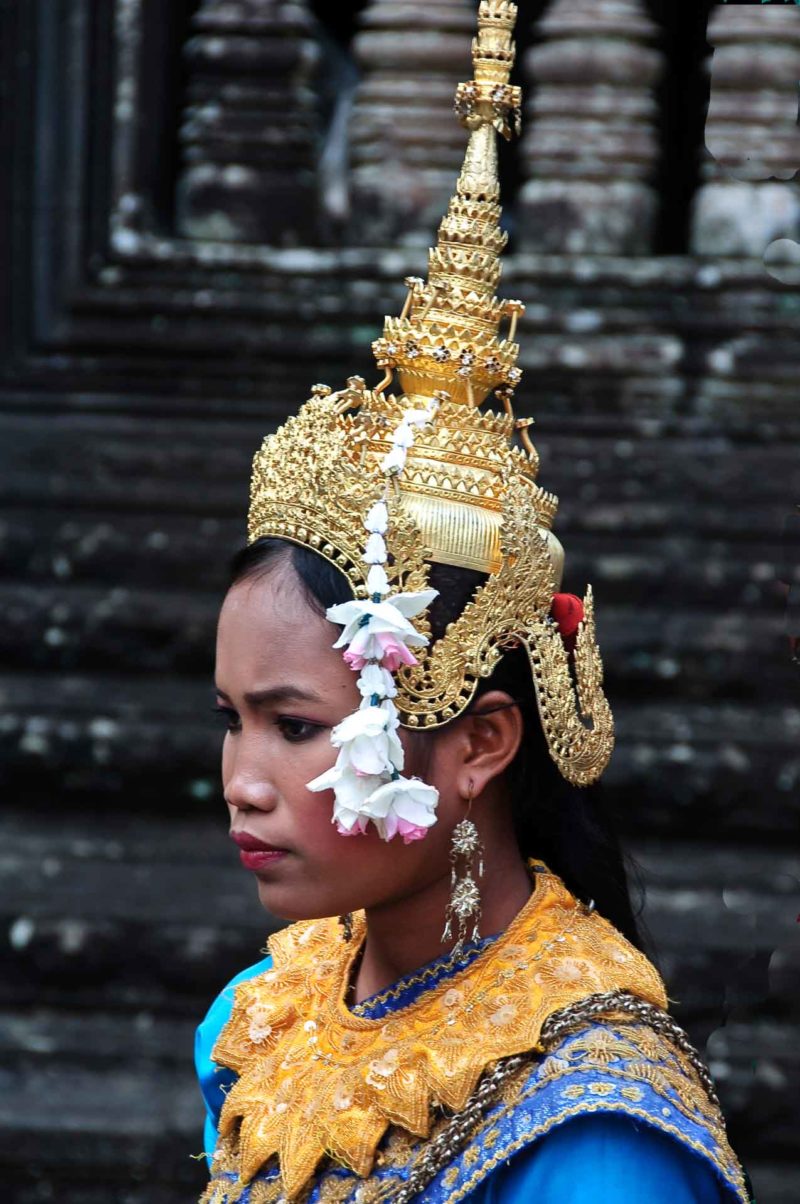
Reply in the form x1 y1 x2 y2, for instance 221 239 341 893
441 781 485 956
338 912 353 942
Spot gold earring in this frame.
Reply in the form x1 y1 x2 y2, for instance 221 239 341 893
441 782 485 956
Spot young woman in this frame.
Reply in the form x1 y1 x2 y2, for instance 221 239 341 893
194 4 749 1201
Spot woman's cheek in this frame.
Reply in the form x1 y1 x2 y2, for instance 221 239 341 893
302 735 338 777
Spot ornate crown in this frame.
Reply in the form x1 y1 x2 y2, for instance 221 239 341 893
248 0 614 788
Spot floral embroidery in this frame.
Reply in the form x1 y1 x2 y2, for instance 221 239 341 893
365 1048 401 1088
488 1003 517 1026
381 1129 417 1168
200 1017 749 1204
208 867 669 1198
483 1126 501 1149
333 1084 354 1111
246 1002 274 1044
534 955 606 995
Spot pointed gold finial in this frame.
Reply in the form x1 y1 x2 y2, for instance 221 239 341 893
373 1 524 410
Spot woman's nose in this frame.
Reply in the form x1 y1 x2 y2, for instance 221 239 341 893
223 742 279 813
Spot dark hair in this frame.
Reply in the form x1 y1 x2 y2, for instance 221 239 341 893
229 538 648 952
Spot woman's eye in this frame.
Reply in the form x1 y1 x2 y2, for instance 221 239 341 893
277 717 322 743
212 705 241 732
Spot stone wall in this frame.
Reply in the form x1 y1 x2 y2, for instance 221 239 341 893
1 2 798 1201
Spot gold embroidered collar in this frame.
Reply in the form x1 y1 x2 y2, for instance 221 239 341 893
212 865 667 1199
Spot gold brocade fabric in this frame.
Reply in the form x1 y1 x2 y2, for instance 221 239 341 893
201 1020 750 1204
210 866 668 1200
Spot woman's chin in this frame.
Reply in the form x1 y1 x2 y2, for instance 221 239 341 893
253 877 334 923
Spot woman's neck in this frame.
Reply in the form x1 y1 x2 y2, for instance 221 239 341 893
352 842 534 1006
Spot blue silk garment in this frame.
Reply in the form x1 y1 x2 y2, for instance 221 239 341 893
195 945 747 1203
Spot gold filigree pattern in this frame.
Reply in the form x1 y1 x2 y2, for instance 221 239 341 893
554 1022 723 1131
248 385 613 784
209 867 666 1200
245 0 615 787
200 1007 748 1204
349 941 482 1016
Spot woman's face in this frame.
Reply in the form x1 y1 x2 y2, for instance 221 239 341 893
214 559 462 921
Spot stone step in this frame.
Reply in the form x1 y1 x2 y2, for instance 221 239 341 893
0 509 243 590
2 1006 794 1202
0 580 789 697
1 819 797 1195
12 251 795 346
0 1048 206 1197
705 1021 800 1160
632 842 799 1027
2 811 796 1021
3 505 795 609
1 674 797 835
2 410 798 509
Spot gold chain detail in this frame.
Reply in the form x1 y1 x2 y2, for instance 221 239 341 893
372 992 748 1203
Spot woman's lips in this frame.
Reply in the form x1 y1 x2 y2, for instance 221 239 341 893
230 830 289 871
237 852 287 871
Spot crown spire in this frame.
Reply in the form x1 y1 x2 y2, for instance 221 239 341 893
373 0 525 410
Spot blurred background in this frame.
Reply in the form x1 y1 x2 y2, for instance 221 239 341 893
1 0 799 1201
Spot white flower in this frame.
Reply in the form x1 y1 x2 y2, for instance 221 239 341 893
306 764 440 843
357 663 397 702
366 564 390 597
381 446 407 474
364 532 387 564
306 763 386 835
328 592 437 646
361 776 440 843
326 591 438 670
330 705 404 776
313 392 445 844
364 500 388 534
333 700 399 739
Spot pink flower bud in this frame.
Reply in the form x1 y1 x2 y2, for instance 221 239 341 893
397 819 429 844
375 631 418 670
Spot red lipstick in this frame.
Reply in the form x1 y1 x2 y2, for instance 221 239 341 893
230 830 288 871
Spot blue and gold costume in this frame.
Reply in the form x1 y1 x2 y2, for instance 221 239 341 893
194 867 748 1203
195 2 751 1197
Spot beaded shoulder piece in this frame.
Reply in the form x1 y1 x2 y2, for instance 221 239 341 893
208 867 668 1200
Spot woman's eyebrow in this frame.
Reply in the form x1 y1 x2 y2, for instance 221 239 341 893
214 684 324 706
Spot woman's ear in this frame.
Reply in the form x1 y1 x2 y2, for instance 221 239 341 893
452 690 523 801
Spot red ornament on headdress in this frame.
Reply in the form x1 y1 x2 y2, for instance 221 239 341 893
550 593 584 655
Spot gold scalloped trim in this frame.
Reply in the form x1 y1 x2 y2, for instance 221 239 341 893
210 868 666 1199
200 992 750 1204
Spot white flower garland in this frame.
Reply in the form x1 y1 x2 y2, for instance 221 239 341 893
307 399 441 842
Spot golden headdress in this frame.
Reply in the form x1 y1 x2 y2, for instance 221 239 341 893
248 0 614 789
